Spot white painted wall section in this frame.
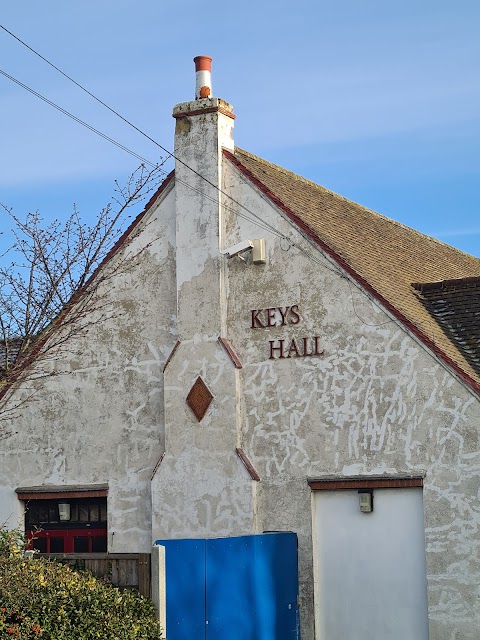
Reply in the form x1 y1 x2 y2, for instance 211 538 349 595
312 488 429 640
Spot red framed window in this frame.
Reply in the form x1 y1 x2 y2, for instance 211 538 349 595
28 528 107 554
24 497 107 554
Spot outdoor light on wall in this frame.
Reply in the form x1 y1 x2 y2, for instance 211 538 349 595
58 502 71 521
358 490 373 513
221 239 266 264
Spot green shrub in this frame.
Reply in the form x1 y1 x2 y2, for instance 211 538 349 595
0 529 162 639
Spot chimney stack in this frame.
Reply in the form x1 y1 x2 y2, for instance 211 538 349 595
194 55 212 99
172 55 234 338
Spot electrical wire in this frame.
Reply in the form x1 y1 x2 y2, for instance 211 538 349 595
0 22 171 160
347 280 395 327
0 24 298 246
0 63 287 242
0 26 392 324
0 64 380 321
0 21 230 192
0 68 157 169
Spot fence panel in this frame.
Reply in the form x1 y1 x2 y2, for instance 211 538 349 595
38 553 151 597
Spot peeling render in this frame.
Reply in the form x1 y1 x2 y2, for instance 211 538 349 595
0 81 479 640
0 188 177 554
222 163 480 639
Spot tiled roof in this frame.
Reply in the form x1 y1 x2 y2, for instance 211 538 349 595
225 148 480 392
413 277 480 377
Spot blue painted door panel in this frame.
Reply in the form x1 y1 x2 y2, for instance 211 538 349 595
206 533 299 640
205 535 255 639
155 538 205 639
155 532 300 640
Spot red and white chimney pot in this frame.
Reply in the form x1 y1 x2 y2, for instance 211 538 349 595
194 55 212 99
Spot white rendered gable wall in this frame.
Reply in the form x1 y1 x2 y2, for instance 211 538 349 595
0 57 478 640
173 98 234 338
151 92 255 541
152 71 480 639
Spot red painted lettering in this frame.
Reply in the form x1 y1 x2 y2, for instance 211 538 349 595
302 337 314 356
278 306 290 326
269 339 285 359
266 308 276 327
314 336 324 356
286 338 300 358
251 309 266 329
290 305 301 325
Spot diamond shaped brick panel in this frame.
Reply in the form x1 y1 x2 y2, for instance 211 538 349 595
186 376 213 422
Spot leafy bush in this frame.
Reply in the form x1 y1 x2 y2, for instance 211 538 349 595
0 529 162 639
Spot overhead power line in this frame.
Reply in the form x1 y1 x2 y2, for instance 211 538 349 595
0 61 367 314
0 68 157 168
0 23 169 159
0 24 392 325
0 64 295 248
0 23 292 245
0 64 284 240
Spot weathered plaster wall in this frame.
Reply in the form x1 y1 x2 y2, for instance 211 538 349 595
151 103 254 541
222 161 480 639
151 339 254 539
1 103 478 640
0 186 177 553
173 99 234 338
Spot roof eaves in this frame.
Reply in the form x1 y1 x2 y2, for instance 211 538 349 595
85 170 175 289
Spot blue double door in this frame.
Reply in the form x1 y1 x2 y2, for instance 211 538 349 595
155 532 300 640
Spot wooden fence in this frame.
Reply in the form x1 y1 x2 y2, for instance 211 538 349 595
38 553 151 597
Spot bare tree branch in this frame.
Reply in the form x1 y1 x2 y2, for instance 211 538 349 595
0 162 167 426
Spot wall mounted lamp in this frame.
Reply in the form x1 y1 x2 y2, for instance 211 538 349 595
221 239 266 264
358 490 373 513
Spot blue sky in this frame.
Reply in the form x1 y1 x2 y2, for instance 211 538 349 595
0 1 479 256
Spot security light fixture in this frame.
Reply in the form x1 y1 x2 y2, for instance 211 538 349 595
221 239 266 264
358 490 373 513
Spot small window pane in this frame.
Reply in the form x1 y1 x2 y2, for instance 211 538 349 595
100 504 107 522
89 505 99 522
91 536 107 553
49 506 59 523
38 507 49 523
70 505 78 521
27 506 38 525
74 536 89 552
79 506 89 522
33 537 47 553
49 537 64 553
